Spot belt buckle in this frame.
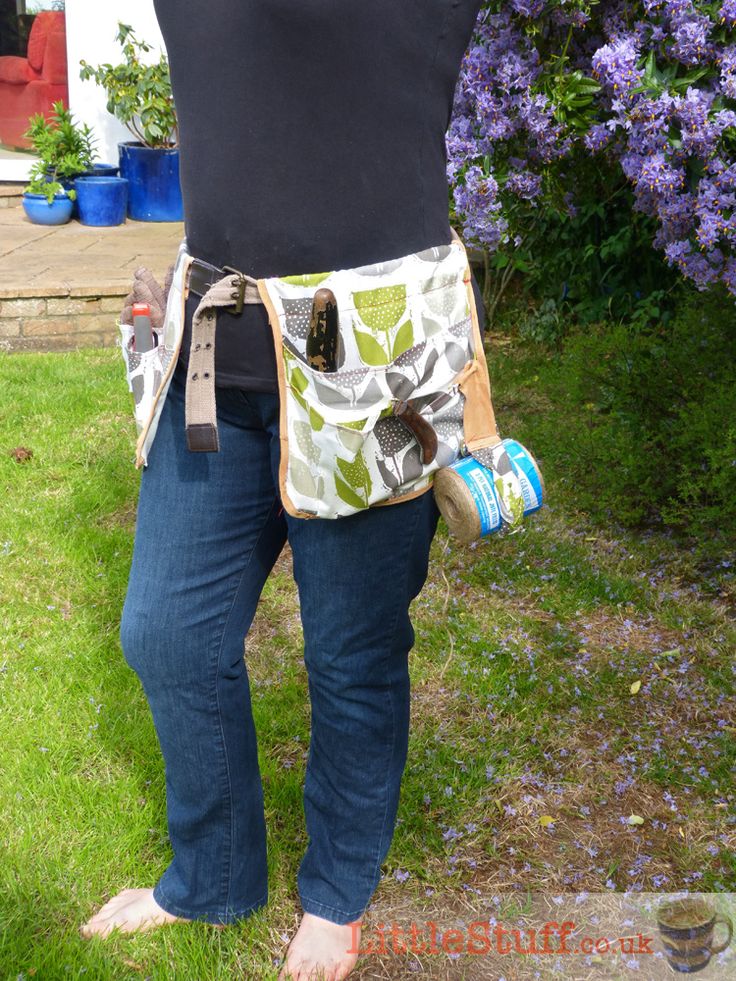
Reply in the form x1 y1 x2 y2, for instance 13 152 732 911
222 265 246 315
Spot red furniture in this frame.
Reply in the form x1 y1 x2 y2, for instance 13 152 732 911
0 12 68 150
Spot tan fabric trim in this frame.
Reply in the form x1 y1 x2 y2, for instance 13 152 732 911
451 230 502 453
256 278 307 519
134 254 194 468
371 481 434 509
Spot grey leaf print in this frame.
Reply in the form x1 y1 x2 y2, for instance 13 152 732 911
416 244 452 262
471 445 508 473
354 377 383 408
282 297 313 340
314 379 351 407
407 393 438 413
400 444 423 482
290 456 318 498
431 392 465 429
332 366 369 387
425 285 460 319
386 371 414 399
374 416 412 456
353 257 404 276
490 447 514 476
433 419 461 443
417 348 440 387
294 421 321 464
394 340 426 369
449 316 471 339
377 457 400 490
421 314 444 338
445 342 468 372
435 441 458 468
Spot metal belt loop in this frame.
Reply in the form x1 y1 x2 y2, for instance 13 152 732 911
183 265 261 452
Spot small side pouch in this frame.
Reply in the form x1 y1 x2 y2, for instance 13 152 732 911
116 249 190 459
118 321 172 435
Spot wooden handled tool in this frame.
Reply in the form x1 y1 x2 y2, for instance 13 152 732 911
307 288 340 372
393 400 438 464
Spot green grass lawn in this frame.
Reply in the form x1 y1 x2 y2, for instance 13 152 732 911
0 340 733 979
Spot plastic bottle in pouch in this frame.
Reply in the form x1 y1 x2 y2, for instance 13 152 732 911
132 302 155 353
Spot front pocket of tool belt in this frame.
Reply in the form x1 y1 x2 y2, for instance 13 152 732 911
117 321 172 435
279 309 474 519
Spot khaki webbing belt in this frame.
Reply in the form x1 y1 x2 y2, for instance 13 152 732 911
183 266 262 452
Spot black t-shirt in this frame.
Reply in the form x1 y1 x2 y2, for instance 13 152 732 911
153 0 486 391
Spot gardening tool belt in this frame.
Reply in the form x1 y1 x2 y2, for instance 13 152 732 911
184 231 504 518
120 229 516 520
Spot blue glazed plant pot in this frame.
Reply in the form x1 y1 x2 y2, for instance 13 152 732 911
22 192 74 226
90 162 119 177
118 141 183 222
44 171 83 217
74 177 129 227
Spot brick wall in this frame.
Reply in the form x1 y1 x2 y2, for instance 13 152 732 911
0 186 23 209
0 291 126 352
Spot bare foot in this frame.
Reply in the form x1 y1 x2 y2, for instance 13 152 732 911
278 912 362 981
79 887 189 938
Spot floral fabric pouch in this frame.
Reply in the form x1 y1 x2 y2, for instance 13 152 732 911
256 229 501 519
117 243 191 467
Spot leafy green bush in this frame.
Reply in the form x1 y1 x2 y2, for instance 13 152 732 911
478 154 683 341
529 288 736 537
23 101 97 202
79 23 177 149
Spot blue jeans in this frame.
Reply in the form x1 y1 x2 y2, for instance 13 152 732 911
119 359 440 926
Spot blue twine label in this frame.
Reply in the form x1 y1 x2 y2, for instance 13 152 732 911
452 455 503 536
502 439 543 514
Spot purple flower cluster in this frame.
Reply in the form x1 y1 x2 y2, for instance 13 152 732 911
447 7 570 248
449 1 736 295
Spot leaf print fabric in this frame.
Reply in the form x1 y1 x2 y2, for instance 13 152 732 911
259 237 481 519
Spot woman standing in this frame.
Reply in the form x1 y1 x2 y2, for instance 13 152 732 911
80 3 486 979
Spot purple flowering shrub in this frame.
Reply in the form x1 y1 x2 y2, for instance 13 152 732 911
449 0 736 299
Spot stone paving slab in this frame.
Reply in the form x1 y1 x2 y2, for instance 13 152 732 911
0 207 183 294
0 208 184 351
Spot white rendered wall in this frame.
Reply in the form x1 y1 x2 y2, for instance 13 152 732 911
66 0 166 166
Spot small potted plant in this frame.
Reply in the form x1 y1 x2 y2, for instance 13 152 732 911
79 23 182 222
21 102 97 225
22 173 75 226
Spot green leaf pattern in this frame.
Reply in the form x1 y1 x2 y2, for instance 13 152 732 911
336 450 372 506
259 238 480 517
